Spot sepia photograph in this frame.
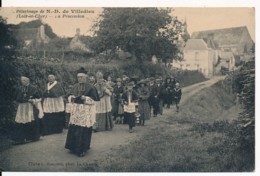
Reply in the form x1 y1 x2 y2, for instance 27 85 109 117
0 6 255 172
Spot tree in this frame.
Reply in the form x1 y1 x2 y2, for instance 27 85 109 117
44 37 70 62
45 37 70 52
91 8 185 64
0 16 16 52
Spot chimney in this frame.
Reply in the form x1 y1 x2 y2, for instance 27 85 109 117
40 25 45 40
208 33 214 41
76 28 80 36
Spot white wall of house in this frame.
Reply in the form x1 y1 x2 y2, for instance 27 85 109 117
181 49 213 78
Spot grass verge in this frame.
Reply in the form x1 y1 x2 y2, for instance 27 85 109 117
95 82 253 172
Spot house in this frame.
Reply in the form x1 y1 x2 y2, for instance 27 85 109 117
191 26 254 57
12 25 50 48
69 28 92 53
172 26 254 78
172 39 217 78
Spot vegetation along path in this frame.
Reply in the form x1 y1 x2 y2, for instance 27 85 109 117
1 76 236 172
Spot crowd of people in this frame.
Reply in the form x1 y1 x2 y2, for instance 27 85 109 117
12 67 182 157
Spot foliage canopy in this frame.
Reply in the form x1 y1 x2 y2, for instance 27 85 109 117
92 8 187 63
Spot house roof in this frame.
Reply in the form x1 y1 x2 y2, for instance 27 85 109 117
184 39 208 50
11 28 39 41
191 26 249 46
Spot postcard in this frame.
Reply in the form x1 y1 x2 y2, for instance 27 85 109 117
0 6 255 174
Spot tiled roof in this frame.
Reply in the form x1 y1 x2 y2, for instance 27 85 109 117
184 39 208 50
191 26 248 46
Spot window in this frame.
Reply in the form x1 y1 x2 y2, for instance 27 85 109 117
195 52 199 61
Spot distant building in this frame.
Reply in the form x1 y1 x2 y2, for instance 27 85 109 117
69 28 92 53
191 26 254 56
172 26 254 78
172 39 216 78
12 25 50 48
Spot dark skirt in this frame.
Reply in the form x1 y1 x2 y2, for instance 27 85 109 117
164 92 173 105
173 98 181 104
65 124 93 155
12 120 40 143
111 96 117 117
41 111 65 135
112 99 124 117
138 100 151 120
94 112 113 132
124 112 136 129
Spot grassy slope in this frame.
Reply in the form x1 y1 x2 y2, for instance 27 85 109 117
95 83 246 172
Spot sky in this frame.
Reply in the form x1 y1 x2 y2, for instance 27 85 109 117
0 7 255 41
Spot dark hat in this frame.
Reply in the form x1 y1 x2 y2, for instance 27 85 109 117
137 79 147 85
123 76 129 81
156 77 161 81
88 72 95 77
149 77 155 81
77 67 88 74
145 78 151 83
103 71 111 80
127 81 135 87
130 75 139 83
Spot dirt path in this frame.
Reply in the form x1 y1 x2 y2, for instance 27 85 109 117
0 76 225 171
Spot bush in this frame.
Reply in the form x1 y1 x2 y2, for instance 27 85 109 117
207 60 255 171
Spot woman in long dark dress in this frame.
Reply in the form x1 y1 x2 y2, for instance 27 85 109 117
65 68 100 157
42 74 66 135
137 79 151 126
163 77 172 108
12 75 43 144
112 78 124 124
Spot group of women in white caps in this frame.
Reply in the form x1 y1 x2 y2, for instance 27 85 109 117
12 67 182 157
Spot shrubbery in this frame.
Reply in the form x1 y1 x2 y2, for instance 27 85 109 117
191 60 255 171
231 60 255 170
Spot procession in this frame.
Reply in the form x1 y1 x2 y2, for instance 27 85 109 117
12 68 182 157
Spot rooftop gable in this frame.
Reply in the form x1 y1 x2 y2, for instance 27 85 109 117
191 26 250 46
184 39 208 50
